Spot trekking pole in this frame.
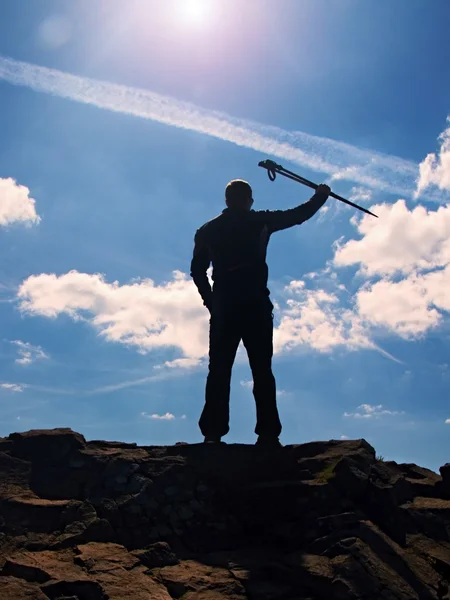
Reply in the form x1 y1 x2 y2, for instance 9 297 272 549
258 159 378 218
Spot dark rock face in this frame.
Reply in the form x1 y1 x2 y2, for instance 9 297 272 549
0 428 448 599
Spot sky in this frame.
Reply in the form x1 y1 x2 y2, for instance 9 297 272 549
0 0 449 472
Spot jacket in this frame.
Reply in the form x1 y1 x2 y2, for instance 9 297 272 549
190 191 327 310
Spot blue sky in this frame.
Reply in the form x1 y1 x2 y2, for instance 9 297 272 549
0 0 449 471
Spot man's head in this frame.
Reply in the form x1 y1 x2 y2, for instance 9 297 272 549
225 179 253 211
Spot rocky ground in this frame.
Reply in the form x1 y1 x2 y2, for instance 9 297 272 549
0 428 449 599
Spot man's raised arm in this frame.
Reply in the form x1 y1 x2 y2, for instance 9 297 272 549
261 184 331 233
190 228 213 311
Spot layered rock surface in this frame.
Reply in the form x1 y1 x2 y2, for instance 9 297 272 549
0 428 449 599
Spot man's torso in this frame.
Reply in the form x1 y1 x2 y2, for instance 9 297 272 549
199 208 272 300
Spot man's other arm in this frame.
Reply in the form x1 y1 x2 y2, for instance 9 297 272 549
261 184 331 233
190 228 213 311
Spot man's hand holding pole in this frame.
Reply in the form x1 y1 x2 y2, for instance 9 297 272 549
258 160 378 218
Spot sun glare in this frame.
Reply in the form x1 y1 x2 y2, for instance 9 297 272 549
179 0 212 26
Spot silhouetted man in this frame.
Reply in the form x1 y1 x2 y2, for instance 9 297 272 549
191 178 330 446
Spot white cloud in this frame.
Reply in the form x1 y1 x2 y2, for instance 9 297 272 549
17 270 209 359
0 55 444 201
349 187 373 204
0 383 25 393
355 270 450 338
331 199 450 340
11 340 49 366
334 200 450 277
416 119 450 196
163 358 202 369
340 435 350 440
0 178 40 227
274 282 371 354
445 419 450 425
141 412 176 420
344 404 404 419
329 165 391 192
240 380 253 389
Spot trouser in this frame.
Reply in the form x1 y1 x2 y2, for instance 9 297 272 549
199 296 282 439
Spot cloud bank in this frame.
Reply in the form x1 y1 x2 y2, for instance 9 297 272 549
0 54 447 202
335 200 450 339
334 200 450 277
15 193 450 362
15 269 373 360
17 270 209 359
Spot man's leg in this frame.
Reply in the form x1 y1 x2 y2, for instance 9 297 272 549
199 306 241 440
242 300 282 438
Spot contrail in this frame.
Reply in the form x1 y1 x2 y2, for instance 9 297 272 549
84 369 187 395
4 370 186 397
0 55 445 201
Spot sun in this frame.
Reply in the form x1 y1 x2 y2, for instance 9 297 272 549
179 0 212 26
